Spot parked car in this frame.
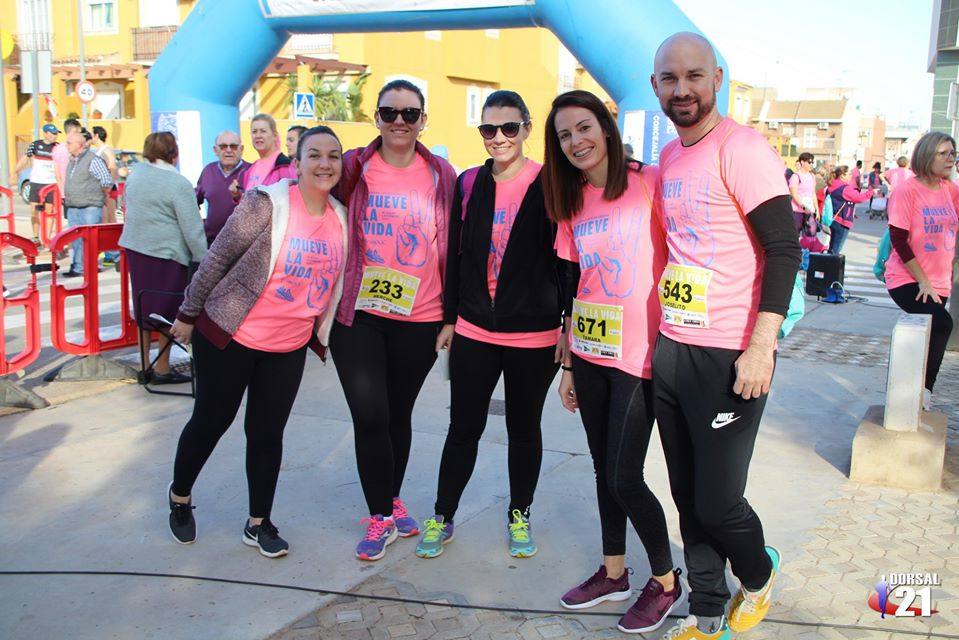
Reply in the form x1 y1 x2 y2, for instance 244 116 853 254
18 167 31 203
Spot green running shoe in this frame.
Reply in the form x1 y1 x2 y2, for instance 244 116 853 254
508 509 537 558
415 516 454 558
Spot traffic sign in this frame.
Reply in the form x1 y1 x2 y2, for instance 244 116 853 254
76 81 97 104
293 92 314 119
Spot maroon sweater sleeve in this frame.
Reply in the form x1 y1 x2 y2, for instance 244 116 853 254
889 225 915 263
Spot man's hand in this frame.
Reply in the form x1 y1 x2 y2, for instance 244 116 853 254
733 311 781 400
733 345 775 399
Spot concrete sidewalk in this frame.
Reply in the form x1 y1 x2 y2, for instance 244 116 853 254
1 217 958 640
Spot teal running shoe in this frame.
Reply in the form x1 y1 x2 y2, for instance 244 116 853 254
415 516 454 558
508 509 537 558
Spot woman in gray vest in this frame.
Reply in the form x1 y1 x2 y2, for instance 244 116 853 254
119 132 207 384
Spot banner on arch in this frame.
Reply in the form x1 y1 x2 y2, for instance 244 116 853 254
259 0 533 17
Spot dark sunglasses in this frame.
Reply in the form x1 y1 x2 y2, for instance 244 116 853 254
217 143 240 150
377 106 423 124
477 121 529 140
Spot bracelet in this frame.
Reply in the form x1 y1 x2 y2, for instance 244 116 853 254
561 365 573 372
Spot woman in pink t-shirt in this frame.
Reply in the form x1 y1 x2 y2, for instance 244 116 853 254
788 152 818 234
543 90 680 635
328 80 457 562
884 132 958 409
826 165 874 255
233 113 296 197
415 91 562 560
166 127 348 558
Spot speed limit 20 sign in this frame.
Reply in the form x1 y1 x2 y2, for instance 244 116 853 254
76 81 96 104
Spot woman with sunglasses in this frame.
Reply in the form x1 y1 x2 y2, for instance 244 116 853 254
884 132 958 411
415 90 563 560
330 79 457 561
545 90 681 635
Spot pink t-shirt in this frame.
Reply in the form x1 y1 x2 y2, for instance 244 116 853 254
658 117 789 351
358 152 443 322
886 166 915 191
885 177 958 298
243 150 295 190
788 171 816 213
52 143 70 186
453 159 557 349
554 167 666 378
234 186 343 352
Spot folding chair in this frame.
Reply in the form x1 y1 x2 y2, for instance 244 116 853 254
136 288 195 398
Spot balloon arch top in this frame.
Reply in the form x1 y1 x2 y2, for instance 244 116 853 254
149 0 727 180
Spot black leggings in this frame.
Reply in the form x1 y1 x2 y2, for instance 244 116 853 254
888 283 953 392
434 332 559 522
171 330 307 519
329 312 441 517
572 354 673 575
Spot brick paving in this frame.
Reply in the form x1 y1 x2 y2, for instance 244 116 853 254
274 332 959 640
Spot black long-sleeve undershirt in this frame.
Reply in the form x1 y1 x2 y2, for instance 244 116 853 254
744 195 802 317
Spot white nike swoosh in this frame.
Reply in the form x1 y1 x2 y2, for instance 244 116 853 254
711 416 741 429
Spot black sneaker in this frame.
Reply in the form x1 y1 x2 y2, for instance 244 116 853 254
243 518 289 558
61 269 82 279
168 482 196 544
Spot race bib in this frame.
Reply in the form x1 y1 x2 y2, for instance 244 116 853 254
571 298 623 359
659 264 713 328
356 266 420 316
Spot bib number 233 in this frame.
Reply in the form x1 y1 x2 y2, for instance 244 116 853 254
659 264 712 328
356 266 420 316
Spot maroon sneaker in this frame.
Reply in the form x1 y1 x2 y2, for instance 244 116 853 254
617 569 685 634
559 565 632 610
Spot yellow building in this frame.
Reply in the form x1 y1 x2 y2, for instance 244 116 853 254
3 0 609 177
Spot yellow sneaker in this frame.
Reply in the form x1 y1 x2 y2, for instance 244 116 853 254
728 545 781 632
662 615 730 639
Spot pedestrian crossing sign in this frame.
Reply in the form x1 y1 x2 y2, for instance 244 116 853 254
293 92 315 119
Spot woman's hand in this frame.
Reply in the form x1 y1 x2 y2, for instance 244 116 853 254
916 280 943 305
170 319 194 344
559 370 578 413
554 338 570 364
435 323 455 352
229 179 242 202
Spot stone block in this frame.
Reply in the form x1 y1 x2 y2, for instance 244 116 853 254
850 405 947 490
884 313 930 432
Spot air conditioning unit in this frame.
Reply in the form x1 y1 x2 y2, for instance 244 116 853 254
818 122 829 130
768 121 779 130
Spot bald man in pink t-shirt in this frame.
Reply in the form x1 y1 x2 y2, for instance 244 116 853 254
650 32 801 640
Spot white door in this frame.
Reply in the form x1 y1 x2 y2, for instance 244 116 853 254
93 82 123 119
138 0 178 27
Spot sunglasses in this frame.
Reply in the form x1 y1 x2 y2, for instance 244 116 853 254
477 121 529 140
217 143 240 150
377 106 423 124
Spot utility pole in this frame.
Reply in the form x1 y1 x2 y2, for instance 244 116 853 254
0 41 9 188
77 0 88 126
29 0 41 138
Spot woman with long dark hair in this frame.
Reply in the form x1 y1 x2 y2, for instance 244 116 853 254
415 90 563 560
166 126 348 558
330 79 457 561
544 90 682 635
